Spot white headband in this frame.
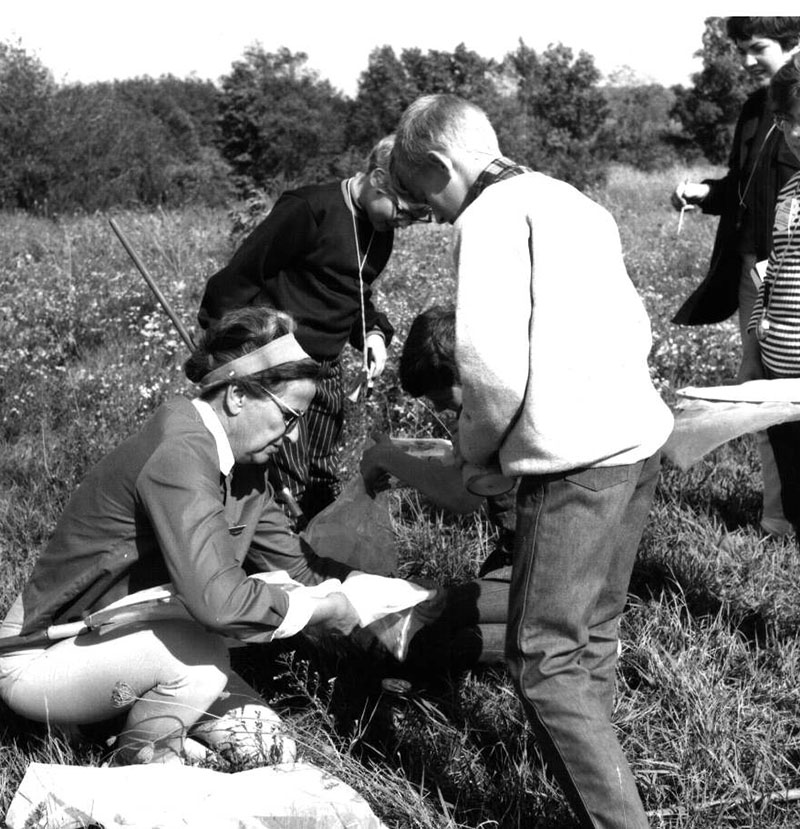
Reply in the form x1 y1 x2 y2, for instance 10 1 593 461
196 334 312 393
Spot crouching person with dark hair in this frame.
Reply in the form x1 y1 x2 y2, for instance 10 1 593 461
361 304 514 672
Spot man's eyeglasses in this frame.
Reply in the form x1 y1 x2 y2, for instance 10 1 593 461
373 167 431 224
391 195 432 225
260 386 305 432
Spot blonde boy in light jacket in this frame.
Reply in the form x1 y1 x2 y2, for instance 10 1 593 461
391 94 673 829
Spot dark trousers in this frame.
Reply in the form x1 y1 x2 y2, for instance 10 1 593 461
766 419 800 538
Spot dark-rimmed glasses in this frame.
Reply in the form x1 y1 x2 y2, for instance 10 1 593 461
259 386 305 433
391 193 433 225
373 166 432 225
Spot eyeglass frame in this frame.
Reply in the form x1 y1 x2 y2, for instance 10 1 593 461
371 167 432 224
388 190 433 224
258 384 305 433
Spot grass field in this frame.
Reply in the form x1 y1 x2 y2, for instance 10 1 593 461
3 164 800 828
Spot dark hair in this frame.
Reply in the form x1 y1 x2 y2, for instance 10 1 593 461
183 306 321 399
771 52 800 115
399 305 458 398
726 17 800 50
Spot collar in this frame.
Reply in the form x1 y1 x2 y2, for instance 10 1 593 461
192 398 235 476
458 156 533 219
341 176 366 219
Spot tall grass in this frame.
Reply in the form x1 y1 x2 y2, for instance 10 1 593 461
3 166 800 827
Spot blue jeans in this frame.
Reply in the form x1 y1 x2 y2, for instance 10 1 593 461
507 452 662 829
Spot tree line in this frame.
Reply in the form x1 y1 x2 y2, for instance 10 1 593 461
0 18 751 215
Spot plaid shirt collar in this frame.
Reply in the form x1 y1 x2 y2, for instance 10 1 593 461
457 156 532 219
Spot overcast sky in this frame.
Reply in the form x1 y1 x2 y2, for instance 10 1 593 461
2 2 783 95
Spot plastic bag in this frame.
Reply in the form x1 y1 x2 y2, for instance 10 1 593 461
662 382 800 470
248 571 439 659
301 474 397 575
6 761 387 829
356 587 446 661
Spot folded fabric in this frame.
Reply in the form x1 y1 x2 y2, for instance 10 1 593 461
663 381 800 469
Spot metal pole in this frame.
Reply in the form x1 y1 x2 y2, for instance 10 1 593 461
108 217 196 351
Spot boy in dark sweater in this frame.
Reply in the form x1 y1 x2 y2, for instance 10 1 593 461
199 136 430 523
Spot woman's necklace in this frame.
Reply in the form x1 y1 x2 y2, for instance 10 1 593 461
738 124 777 212
344 176 375 387
757 177 800 343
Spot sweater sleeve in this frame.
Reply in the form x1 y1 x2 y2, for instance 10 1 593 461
198 194 317 329
454 197 532 467
137 438 291 643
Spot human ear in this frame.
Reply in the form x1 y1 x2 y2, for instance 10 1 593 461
370 167 389 188
223 384 245 415
426 150 454 176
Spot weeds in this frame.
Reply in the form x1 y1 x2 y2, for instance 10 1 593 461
3 166 800 827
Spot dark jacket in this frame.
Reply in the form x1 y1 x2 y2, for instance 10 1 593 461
673 87 800 325
20 398 350 640
198 181 394 360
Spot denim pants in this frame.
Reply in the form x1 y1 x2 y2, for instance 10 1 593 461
507 451 662 829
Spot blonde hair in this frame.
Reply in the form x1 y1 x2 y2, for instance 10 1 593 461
392 95 499 174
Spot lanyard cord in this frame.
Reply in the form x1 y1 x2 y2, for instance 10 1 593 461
345 177 375 373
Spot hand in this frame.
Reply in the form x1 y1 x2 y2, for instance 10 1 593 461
670 181 709 211
360 432 394 495
307 592 360 636
365 331 387 379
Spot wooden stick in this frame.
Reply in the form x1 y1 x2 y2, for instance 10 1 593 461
108 217 196 351
647 786 800 819
0 594 189 653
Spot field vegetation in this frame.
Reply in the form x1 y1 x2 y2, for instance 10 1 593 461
3 164 800 828
0 17 744 216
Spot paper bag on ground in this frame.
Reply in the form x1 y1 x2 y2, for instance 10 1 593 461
6 761 387 829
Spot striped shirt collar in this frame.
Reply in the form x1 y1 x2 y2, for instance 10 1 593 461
192 398 235 476
458 156 533 219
